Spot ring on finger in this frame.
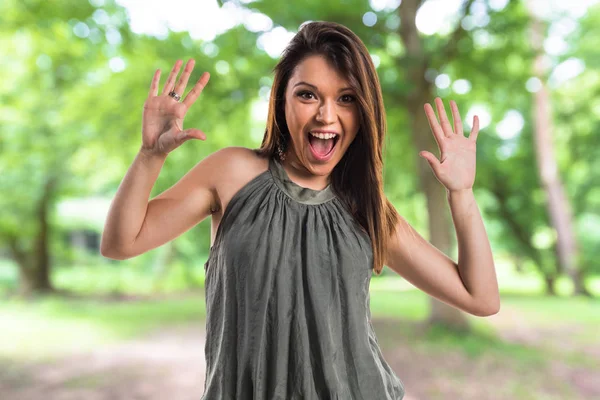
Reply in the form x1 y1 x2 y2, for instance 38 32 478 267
168 90 182 102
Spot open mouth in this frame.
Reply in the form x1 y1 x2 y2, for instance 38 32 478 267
307 131 340 160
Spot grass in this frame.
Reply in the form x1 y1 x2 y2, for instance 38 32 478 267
0 258 208 297
368 280 600 329
1 258 597 400
370 257 600 326
367 289 552 366
502 294 599 326
367 259 600 370
0 294 206 361
0 257 598 365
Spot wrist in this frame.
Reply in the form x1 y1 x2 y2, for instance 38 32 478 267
446 187 474 202
138 146 168 163
447 187 473 196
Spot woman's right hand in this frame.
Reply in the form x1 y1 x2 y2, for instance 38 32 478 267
140 59 210 156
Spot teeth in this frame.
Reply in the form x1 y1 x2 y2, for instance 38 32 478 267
309 132 338 140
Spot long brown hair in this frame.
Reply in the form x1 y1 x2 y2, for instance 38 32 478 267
257 21 398 275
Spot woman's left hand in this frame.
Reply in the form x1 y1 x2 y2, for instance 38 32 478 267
420 97 479 193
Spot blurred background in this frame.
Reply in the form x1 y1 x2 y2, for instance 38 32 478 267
1 0 599 399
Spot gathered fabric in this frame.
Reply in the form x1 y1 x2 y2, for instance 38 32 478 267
201 156 405 400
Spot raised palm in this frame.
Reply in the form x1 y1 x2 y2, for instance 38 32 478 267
420 98 480 193
141 59 210 155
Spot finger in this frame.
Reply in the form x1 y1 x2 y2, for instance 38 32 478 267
182 128 207 141
450 100 463 136
434 97 454 137
183 72 211 108
173 59 195 97
423 103 445 148
469 115 480 142
149 69 161 97
419 151 441 173
162 59 183 95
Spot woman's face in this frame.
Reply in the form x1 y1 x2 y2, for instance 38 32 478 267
283 54 360 177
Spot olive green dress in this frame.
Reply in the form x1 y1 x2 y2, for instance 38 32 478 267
201 156 405 399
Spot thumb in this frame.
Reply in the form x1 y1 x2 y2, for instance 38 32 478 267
419 151 440 172
182 128 207 141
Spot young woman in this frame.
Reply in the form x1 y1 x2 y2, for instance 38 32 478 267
101 21 499 399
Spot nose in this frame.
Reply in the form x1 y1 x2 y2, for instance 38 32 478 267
316 100 336 124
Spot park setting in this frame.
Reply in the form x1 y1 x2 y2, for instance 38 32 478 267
1 0 599 399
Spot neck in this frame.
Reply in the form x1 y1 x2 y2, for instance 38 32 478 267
281 154 331 191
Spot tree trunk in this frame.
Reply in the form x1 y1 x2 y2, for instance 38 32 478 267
489 177 561 295
543 275 557 296
399 0 469 330
526 2 591 297
8 177 57 296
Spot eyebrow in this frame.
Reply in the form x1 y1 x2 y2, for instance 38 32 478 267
293 81 354 92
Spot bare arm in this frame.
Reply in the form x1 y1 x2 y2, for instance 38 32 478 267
100 149 167 258
100 58 212 259
386 97 499 317
101 147 228 260
386 204 499 317
386 215 479 316
447 188 499 314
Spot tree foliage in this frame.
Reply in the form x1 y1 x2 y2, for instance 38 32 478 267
0 0 598 293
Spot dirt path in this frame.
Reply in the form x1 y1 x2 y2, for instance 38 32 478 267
378 309 600 400
0 322 421 400
0 324 207 400
0 309 597 399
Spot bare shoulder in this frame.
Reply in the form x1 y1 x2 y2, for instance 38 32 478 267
210 146 267 174
206 146 269 213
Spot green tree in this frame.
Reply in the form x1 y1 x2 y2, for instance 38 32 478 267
0 0 132 294
0 0 272 294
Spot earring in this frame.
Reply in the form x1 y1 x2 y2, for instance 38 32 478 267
277 132 287 161
277 143 286 161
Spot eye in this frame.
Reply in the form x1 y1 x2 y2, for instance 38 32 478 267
297 91 315 100
340 94 356 104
